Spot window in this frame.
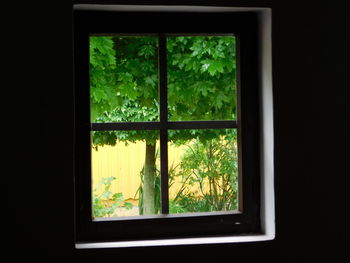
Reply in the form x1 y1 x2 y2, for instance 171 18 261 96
74 5 275 247
90 34 238 219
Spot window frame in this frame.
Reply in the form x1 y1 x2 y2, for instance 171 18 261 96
74 5 273 247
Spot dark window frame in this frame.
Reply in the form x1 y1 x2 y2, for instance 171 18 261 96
74 9 260 244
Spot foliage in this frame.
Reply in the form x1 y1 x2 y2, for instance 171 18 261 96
92 176 133 218
89 35 238 214
90 36 236 145
171 129 238 213
89 37 118 121
90 36 158 122
91 102 159 148
132 130 239 214
167 36 236 121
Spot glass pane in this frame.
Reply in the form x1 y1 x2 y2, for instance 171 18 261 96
91 130 160 218
167 36 237 121
168 129 238 214
89 36 159 122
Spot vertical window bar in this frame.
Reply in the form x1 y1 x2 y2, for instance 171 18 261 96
159 34 169 214
236 35 244 212
160 129 169 214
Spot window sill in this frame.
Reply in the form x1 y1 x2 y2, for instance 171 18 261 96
76 233 275 249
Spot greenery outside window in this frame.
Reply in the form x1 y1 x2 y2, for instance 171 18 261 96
90 34 239 218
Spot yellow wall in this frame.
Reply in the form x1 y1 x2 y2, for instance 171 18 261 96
91 141 188 201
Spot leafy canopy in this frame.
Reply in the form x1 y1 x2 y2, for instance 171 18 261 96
89 36 236 145
167 36 236 121
90 36 158 122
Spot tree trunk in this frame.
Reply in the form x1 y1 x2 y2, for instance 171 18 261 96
143 141 156 215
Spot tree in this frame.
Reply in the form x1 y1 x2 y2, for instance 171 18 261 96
90 36 160 215
90 35 236 215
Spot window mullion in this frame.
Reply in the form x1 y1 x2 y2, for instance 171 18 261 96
159 34 169 214
90 122 161 131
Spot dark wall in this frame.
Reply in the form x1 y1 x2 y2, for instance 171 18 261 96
10 0 348 262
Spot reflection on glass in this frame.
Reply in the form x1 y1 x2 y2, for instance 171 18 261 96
167 36 237 121
89 36 159 122
91 130 160 218
168 129 238 214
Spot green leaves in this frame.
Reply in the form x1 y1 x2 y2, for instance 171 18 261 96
123 202 134 210
170 129 238 212
214 91 231 109
167 36 236 121
90 36 159 123
138 44 156 58
200 59 225 76
92 176 135 218
92 128 159 148
90 35 236 145
90 36 119 121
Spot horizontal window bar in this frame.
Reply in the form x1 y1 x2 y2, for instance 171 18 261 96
92 210 241 222
89 33 159 37
91 122 161 131
88 33 235 37
91 120 237 131
166 33 235 37
167 120 237 129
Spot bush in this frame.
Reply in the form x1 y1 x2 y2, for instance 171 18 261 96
171 130 238 213
92 176 133 218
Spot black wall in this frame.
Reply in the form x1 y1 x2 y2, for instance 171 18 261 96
10 0 348 262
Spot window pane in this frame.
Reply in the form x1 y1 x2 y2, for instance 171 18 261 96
168 129 238 214
167 36 237 121
89 36 159 122
91 130 160 218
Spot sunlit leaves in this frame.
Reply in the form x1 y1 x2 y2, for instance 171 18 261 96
138 44 156 58
90 36 238 214
92 176 134 217
90 36 159 122
167 36 236 121
90 35 237 145
90 36 118 120
92 129 159 148
170 129 238 212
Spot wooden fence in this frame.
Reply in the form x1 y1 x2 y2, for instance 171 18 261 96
91 141 188 202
